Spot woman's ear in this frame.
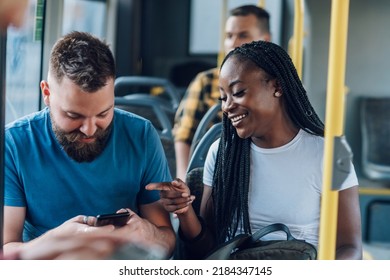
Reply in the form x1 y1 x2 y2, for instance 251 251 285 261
273 80 283 97
40 81 50 106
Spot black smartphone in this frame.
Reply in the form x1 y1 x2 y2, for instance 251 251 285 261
94 211 130 227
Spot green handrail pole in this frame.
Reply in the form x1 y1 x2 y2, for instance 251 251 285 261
318 0 350 260
292 0 304 78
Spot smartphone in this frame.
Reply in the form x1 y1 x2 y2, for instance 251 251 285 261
94 211 130 227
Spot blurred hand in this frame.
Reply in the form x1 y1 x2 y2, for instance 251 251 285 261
13 216 123 260
18 231 127 260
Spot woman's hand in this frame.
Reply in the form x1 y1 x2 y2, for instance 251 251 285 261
146 179 195 214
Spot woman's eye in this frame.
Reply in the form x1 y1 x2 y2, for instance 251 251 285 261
218 96 227 101
233 90 245 97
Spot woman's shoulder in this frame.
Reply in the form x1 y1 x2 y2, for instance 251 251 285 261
300 129 324 147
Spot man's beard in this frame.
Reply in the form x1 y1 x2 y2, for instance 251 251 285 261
51 115 113 163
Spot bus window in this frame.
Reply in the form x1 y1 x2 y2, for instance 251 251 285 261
5 0 43 124
62 0 107 38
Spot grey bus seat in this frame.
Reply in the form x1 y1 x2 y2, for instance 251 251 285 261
189 103 222 158
185 167 204 216
115 95 176 177
360 97 390 181
186 122 222 214
187 122 222 174
114 76 181 111
174 122 222 260
115 94 173 140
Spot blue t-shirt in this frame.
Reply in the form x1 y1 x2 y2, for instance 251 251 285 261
5 107 172 241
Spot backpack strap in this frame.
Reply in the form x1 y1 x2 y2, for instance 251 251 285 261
250 223 295 242
205 234 250 260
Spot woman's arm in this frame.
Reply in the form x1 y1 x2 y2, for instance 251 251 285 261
146 180 216 258
336 186 363 259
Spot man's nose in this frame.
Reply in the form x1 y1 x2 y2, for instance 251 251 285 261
79 118 97 137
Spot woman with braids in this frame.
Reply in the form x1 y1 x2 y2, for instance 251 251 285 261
147 40 362 260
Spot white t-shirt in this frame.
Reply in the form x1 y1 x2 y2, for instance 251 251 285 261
203 129 358 247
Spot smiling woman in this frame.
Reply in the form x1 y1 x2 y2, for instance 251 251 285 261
218 60 286 145
150 40 362 260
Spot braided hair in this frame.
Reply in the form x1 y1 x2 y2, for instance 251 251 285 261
212 40 324 244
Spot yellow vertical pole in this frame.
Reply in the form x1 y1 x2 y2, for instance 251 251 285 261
318 0 350 260
292 0 304 78
217 0 228 68
258 0 265 8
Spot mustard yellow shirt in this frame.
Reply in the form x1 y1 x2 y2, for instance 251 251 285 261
173 68 222 144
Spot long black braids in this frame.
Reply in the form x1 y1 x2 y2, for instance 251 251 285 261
212 40 325 245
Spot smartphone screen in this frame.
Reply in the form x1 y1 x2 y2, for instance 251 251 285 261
94 211 130 227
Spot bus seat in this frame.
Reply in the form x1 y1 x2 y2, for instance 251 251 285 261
185 167 204 216
115 95 176 178
187 122 222 174
360 97 390 182
174 123 222 260
114 76 181 111
189 103 222 158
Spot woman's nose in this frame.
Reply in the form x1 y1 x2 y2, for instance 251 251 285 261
222 97 235 113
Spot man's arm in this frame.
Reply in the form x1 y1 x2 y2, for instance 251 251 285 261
3 206 26 253
3 206 115 256
175 141 191 181
130 201 176 257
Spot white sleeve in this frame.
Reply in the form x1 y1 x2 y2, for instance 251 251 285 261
202 139 220 187
340 161 359 190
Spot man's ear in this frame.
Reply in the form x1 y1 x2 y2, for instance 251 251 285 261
40 81 50 106
261 33 271 43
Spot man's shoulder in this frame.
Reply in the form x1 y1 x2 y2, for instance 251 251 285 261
114 107 149 123
113 108 153 131
5 109 48 132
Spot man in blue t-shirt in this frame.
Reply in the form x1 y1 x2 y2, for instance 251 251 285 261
4 31 175 258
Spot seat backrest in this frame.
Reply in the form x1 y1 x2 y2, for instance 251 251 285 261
360 97 390 181
114 76 181 111
187 122 222 173
176 123 222 260
115 95 176 177
189 103 222 158
185 167 204 216
115 94 173 139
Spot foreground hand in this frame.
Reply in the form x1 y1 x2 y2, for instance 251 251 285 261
13 216 118 260
18 231 128 260
145 179 195 214
50 215 115 237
